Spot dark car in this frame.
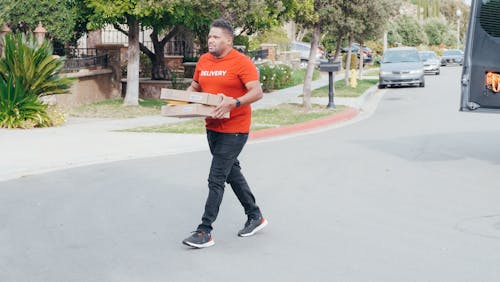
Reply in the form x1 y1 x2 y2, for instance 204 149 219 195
341 43 373 64
441 49 464 66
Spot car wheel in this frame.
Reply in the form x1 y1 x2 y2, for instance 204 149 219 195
436 71 440 75
378 84 385 89
419 81 425 87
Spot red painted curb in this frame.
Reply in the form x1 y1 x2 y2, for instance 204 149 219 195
249 107 359 140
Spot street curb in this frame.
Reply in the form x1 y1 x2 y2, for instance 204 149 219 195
249 107 359 140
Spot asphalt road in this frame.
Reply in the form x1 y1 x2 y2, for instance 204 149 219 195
2 66 500 281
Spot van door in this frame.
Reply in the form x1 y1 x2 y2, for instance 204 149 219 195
460 0 500 112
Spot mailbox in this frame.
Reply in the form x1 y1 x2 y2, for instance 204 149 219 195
319 61 341 72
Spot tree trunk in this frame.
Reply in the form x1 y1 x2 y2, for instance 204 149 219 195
417 0 421 20
151 30 167 80
333 35 343 61
148 27 180 80
124 16 140 106
424 0 429 19
302 23 320 111
296 27 308 42
344 35 353 87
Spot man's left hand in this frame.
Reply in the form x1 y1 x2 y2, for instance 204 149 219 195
212 94 236 119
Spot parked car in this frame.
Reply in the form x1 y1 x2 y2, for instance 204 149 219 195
290 41 325 68
441 49 464 66
378 47 425 89
341 43 374 64
418 50 440 75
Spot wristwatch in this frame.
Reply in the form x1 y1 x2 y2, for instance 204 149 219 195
235 98 241 107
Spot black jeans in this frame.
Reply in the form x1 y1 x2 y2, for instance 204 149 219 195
197 130 262 232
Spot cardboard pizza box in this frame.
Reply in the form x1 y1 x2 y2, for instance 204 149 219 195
160 89 222 106
161 104 229 118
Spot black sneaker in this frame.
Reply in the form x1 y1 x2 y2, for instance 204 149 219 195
182 230 215 248
238 217 268 237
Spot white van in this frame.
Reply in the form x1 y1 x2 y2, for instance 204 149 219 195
460 0 500 112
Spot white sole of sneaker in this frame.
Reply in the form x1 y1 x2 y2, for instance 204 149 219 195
238 218 268 237
182 239 215 249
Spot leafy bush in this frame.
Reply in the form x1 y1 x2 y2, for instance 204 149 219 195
424 18 455 47
0 33 73 128
388 15 428 47
234 35 250 50
249 26 289 51
258 64 322 92
365 40 383 56
258 64 292 92
0 76 50 128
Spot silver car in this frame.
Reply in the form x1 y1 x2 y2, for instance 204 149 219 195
419 51 440 75
290 41 325 68
441 49 464 66
379 47 425 89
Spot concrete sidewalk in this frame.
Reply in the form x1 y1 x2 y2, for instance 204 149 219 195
0 72 379 182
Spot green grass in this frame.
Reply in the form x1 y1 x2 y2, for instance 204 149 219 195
286 69 321 88
311 79 378 98
362 69 380 76
121 103 346 134
69 98 165 118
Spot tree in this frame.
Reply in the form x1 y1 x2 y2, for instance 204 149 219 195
353 0 401 78
439 0 470 42
416 0 440 20
390 15 428 46
294 0 342 110
86 0 183 106
424 18 455 46
0 0 90 46
187 0 297 51
85 0 297 105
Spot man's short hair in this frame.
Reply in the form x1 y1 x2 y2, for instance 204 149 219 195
211 18 234 40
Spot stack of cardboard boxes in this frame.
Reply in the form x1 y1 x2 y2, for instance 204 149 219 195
160 89 228 118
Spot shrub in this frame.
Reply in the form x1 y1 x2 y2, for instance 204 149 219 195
234 35 250 50
258 64 292 92
424 18 455 47
0 76 50 128
392 15 428 46
0 33 73 128
249 26 289 51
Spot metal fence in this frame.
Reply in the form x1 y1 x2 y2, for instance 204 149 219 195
54 48 108 71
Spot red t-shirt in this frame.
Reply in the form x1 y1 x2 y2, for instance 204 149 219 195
193 49 259 133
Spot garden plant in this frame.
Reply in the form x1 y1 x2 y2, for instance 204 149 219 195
0 33 73 128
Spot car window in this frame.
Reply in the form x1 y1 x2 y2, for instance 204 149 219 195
382 50 420 63
444 50 462 56
419 52 437 60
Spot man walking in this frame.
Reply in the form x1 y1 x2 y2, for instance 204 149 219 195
182 19 267 248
